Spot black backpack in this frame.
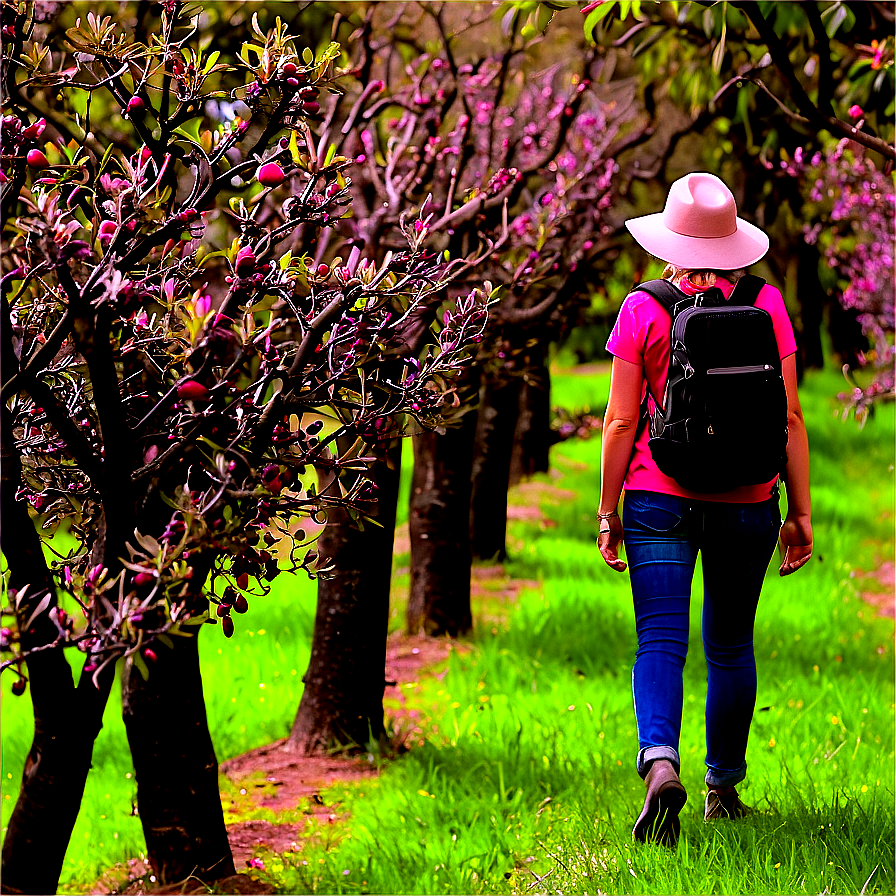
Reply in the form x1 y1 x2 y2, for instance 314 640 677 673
633 275 788 493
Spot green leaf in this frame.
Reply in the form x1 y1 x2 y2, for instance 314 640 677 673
323 142 336 167
584 1 614 43
712 18 727 74
132 651 150 681
96 142 116 178
302 47 314 64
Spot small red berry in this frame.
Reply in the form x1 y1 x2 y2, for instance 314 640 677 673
11 679 27 696
316 263 330 277
26 149 50 169
222 616 235 638
236 572 249 591
177 380 209 401
257 162 285 187
126 96 145 115
143 648 157 663
234 595 249 614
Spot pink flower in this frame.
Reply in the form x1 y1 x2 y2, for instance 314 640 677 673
848 104 864 119
98 220 117 244
247 857 265 870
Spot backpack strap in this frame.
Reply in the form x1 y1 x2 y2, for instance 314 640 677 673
728 274 766 306
634 278 703 321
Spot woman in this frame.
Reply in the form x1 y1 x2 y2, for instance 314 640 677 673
598 173 813 845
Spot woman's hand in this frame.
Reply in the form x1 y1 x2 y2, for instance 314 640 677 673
597 514 627 572
778 513 813 576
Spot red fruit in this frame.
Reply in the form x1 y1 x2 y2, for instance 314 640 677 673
11 678 26 696
126 96 145 114
233 595 249 614
22 117 46 139
235 246 257 274
216 603 230 617
177 380 209 401
316 263 330 277
301 101 320 115
134 571 155 586
222 616 235 638
257 162 285 187
26 149 50 169
143 648 157 663
236 572 249 591
282 62 297 76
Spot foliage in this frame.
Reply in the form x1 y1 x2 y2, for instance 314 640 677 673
315 2 646 389
580 1 894 159
783 140 895 421
0 1 490 688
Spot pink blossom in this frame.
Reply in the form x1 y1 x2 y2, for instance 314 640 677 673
848 104 864 119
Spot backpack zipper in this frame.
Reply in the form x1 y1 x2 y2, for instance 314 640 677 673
706 364 774 375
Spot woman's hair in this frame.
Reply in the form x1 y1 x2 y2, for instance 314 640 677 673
662 265 746 288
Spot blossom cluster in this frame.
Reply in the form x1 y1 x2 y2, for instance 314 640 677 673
785 140 895 421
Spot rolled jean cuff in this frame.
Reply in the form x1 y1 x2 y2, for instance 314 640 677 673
705 761 747 788
637 746 680 779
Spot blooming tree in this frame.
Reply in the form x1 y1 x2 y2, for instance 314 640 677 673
268 2 647 644
784 138 895 421
0 1 488 889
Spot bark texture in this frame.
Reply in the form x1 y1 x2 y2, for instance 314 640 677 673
0 408 114 896
469 377 521 561
509 350 552 486
289 441 401 753
121 627 235 884
407 410 477 637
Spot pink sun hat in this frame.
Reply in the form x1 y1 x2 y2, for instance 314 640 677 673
625 172 769 270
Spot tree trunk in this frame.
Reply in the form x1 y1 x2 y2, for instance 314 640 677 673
121 626 235 885
407 409 477 637
469 376 521 562
797 241 825 371
509 349 552 486
289 440 401 753
0 407 115 896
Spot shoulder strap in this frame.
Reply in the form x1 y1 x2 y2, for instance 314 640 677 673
633 279 686 312
728 274 766 306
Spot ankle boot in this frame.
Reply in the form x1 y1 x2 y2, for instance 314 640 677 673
632 759 688 846
705 786 750 820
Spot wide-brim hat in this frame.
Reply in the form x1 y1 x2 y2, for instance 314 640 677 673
625 172 769 270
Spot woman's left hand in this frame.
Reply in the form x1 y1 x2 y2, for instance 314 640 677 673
597 515 627 572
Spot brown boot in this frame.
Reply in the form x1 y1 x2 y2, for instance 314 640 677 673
632 759 688 846
704 786 751 820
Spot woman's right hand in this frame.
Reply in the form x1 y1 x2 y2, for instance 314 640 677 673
598 515 627 572
778 513 813 576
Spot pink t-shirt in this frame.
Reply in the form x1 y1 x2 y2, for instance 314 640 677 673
606 277 797 503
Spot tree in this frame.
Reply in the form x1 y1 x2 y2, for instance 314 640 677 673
289 2 650 641
0 2 487 889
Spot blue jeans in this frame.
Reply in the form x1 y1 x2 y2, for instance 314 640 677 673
622 490 780 787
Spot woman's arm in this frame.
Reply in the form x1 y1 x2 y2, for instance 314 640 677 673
598 356 643 572
778 353 812 575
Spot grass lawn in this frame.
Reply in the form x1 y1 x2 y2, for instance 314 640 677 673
2 365 894 895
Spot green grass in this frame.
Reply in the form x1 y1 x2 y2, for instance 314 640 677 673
2 366 893 894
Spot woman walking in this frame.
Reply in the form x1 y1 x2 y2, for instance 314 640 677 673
598 172 813 845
